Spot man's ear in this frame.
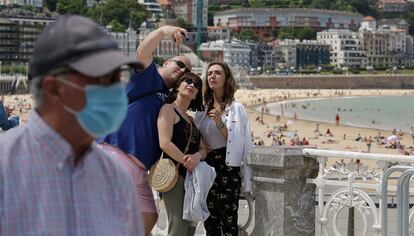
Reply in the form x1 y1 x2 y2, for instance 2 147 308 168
42 76 62 104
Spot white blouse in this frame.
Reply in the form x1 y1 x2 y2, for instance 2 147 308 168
197 115 227 150
195 101 254 192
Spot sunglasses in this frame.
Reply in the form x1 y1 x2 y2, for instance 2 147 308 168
171 60 190 73
184 78 202 89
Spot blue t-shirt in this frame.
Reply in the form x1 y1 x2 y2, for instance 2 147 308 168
0 102 19 131
100 62 170 170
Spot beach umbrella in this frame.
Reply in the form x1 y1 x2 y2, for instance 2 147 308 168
386 135 400 142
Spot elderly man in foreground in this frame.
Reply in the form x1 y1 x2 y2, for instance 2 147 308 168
0 15 143 235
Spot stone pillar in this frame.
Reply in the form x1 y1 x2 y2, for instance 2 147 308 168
246 146 319 236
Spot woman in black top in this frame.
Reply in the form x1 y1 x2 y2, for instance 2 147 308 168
157 72 207 236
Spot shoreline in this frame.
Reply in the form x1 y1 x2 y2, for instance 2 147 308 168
235 89 414 157
248 94 414 133
3 89 414 158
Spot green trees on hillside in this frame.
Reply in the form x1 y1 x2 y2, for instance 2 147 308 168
235 29 259 41
275 27 316 40
403 11 414 35
57 0 86 15
87 0 149 30
44 0 58 12
47 0 149 31
107 19 126 32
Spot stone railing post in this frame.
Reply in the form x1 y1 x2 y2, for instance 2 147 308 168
246 146 319 236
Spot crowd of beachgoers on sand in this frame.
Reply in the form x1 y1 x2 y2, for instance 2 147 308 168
3 89 414 159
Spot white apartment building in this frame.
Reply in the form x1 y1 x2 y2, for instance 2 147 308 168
317 29 367 68
108 26 137 59
207 26 230 40
138 0 162 16
378 0 409 13
359 17 414 67
0 0 42 7
199 39 251 68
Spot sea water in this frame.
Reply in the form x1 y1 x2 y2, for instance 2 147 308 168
262 95 414 132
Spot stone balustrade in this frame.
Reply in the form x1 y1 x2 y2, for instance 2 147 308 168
246 146 319 235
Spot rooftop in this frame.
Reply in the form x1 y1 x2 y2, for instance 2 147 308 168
381 0 408 3
215 8 363 17
363 16 375 21
379 18 408 25
158 0 171 6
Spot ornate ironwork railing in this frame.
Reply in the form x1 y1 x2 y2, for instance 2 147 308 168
303 148 414 236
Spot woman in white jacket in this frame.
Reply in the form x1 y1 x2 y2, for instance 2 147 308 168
195 62 253 236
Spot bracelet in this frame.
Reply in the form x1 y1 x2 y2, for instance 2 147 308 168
216 121 225 129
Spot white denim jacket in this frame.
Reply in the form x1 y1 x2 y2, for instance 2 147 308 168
195 101 254 192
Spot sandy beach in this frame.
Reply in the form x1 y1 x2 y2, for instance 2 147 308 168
3 89 414 159
234 89 414 156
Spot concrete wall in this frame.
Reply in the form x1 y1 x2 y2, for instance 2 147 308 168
250 74 414 89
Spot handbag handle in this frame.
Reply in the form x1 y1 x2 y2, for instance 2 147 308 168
160 111 193 168
183 118 193 155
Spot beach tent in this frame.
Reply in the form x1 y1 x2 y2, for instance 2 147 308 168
386 135 400 142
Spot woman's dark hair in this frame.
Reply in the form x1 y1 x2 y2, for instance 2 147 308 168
167 72 204 112
204 62 237 112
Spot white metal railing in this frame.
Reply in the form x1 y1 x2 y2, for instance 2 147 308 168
303 148 414 236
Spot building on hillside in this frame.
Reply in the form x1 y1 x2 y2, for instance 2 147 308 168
209 0 246 4
159 0 174 18
0 15 55 65
258 43 278 70
360 29 413 67
171 0 208 28
207 26 230 40
359 16 376 31
378 0 409 13
138 21 180 59
107 25 137 59
276 40 330 69
244 41 259 69
213 8 362 39
138 0 162 16
191 0 208 28
242 40 280 70
0 0 42 7
171 0 191 22
359 17 414 67
198 40 224 63
378 18 409 32
317 29 367 68
199 39 251 68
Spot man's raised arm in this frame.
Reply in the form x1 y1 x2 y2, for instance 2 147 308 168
136 25 188 69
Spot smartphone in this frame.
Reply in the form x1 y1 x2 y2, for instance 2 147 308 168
181 32 196 43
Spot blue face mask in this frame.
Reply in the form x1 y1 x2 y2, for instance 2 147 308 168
57 78 127 138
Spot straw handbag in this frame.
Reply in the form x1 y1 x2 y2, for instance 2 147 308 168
149 118 193 193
